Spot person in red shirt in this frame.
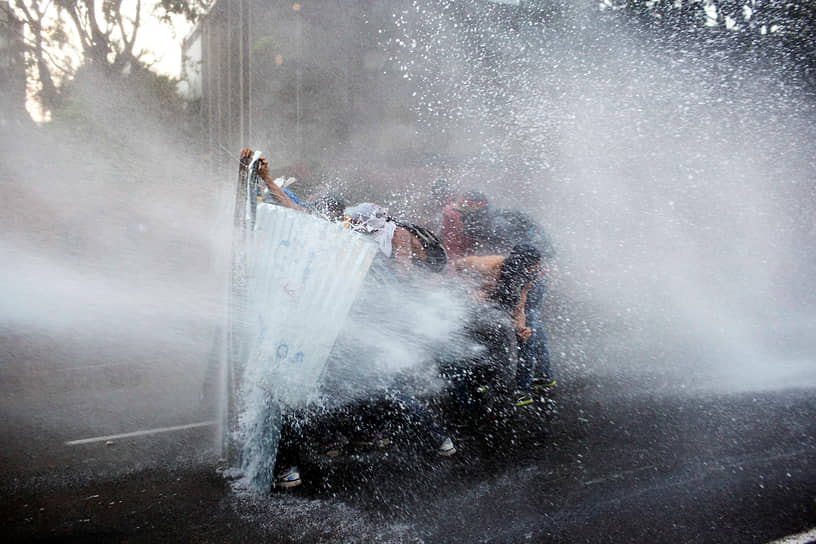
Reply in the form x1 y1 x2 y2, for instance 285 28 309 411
440 191 494 265
417 178 456 234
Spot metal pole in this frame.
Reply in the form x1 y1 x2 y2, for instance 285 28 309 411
296 4 302 161
242 0 251 146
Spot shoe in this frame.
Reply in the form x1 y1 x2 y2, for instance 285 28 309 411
531 376 556 391
353 431 391 448
515 391 533 407
321 441 344 458
274 466 302 489
437 436 456 456
320 433 349 458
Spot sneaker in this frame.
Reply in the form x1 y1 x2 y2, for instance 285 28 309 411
274 466 302 489
320 433 349 458
321 441 344 458
531 376 556 391
353 431 391 448
437 436 456 456
515 391 533 407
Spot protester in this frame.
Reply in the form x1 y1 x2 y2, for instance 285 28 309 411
238 150 564 488
345 202 447 274
440 191 496 262
455 243 542 340
240 148 346 222
273 392 456 489
510 269 553 403
260 199 453 489
489 209 557 403
453 243 545 407
417 177 456 233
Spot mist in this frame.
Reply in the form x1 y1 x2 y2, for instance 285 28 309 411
0 67 232 452
3 4 816 540
2 1 815 480
322 271 475 406
366 1 816 396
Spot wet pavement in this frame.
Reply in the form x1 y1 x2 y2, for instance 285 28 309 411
2 351 815 543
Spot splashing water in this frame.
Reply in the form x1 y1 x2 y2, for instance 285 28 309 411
234 205 375 489
377 1 816 394
232 202 475 490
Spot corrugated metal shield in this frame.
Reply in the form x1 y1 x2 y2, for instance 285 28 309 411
236 203 376 490
244 204 376 408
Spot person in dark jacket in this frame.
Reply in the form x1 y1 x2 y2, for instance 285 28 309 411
454 242 542 343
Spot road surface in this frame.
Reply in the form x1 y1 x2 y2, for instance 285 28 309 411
2 330 815 543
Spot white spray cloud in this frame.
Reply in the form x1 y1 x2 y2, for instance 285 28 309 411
382 2 816 393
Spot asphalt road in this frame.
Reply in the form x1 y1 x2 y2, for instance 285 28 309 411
2 330 815 543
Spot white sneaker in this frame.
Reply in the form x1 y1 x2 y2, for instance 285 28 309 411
275 466 302 489
437 436 456 456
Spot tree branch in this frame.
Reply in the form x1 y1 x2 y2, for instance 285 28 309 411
121 0 141 59
12 0 61 111
59 3 93 57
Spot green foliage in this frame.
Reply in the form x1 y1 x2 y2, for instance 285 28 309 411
155 0 212 23
54 62 195 130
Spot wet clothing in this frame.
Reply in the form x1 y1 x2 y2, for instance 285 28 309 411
487 213 555 393
419 193 455 235
439 303 519 421
516 277 552 392
441 204 496 261
441 192 494 261
490 208 555 258
352 391 449 450
490 243 542 312
395 222 448 273
272 259 453 478
443 204 555 261
345 203 398 256
346 203 447 273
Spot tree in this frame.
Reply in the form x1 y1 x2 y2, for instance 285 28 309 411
11 0 213 118
11 0 62 112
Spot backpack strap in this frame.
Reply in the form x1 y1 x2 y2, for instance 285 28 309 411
395 222 448 273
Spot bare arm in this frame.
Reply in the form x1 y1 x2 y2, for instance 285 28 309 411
513 283 532 342
454 255 502 282
240 148 302 212
454 255 502 303
391 226 418 272
457 255 532 340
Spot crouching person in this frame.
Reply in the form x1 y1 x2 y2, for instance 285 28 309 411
452 243 543 410
437 303 519 430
